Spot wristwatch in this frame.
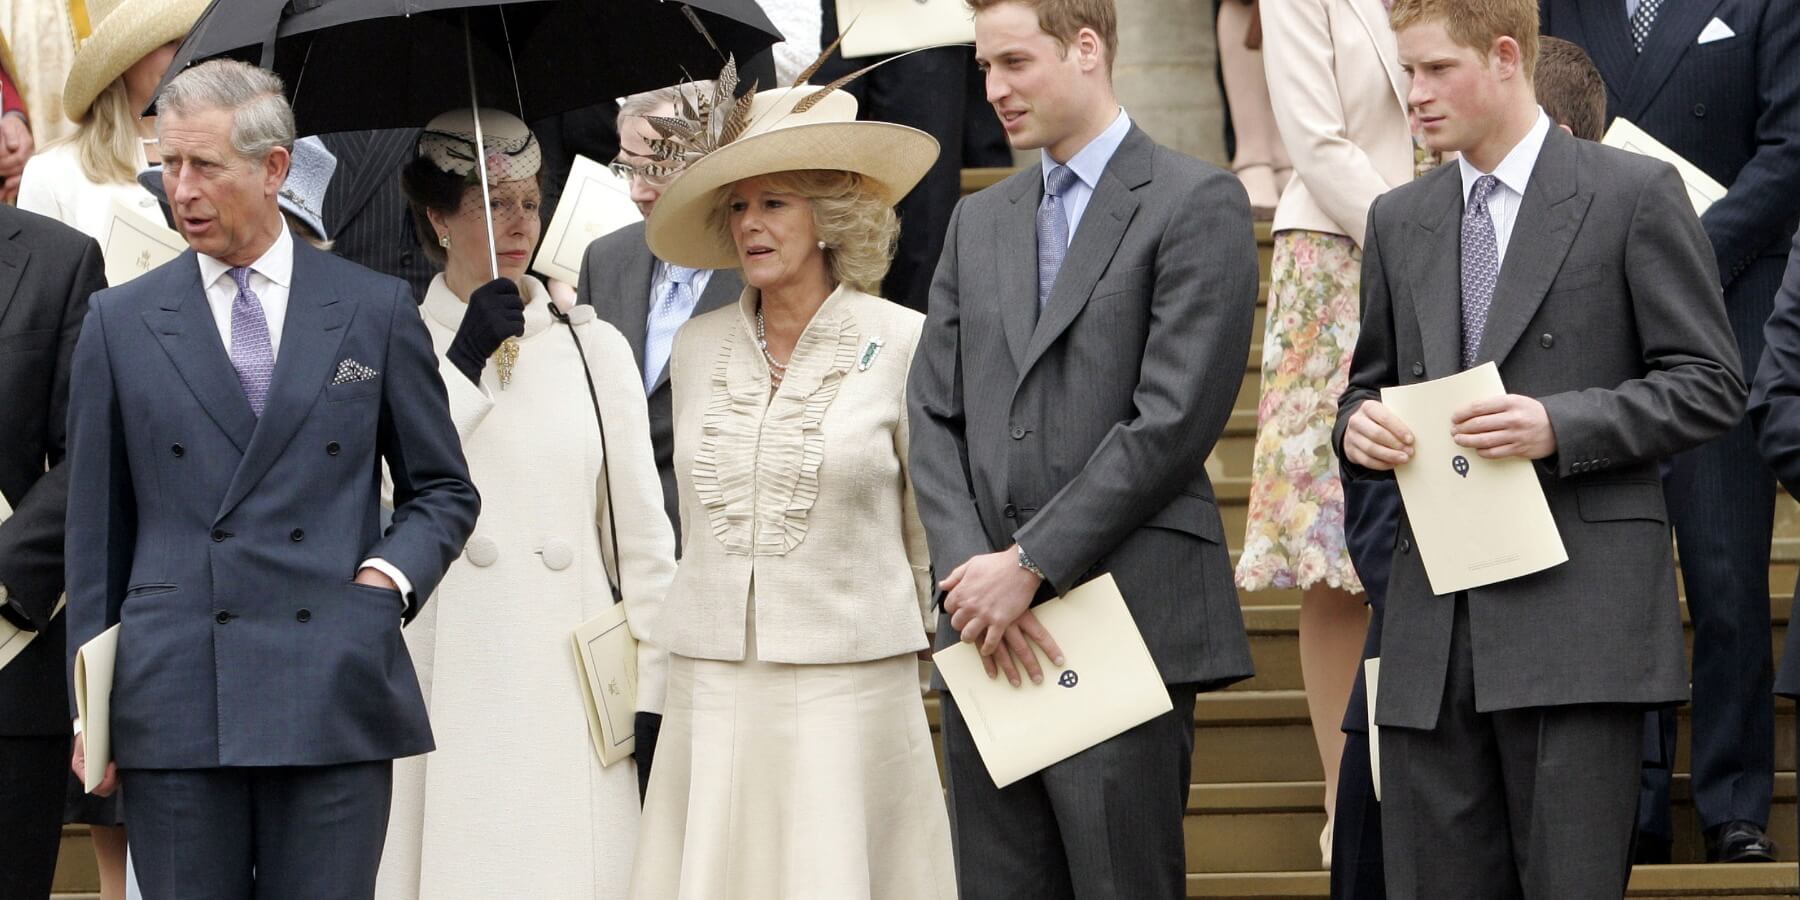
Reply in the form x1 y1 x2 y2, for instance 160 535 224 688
1016 545 1046 581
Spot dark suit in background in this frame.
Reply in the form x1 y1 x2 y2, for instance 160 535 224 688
909 125 1259 899
576 221 741 542
1336 125 1746 897
320 129 439 301
0 207 105 900
1541 0 1800 850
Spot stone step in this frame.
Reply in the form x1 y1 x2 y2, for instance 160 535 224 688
1184 864 1800 898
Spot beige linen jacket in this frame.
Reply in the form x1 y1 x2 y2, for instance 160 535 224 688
658 284 933 664
1263 0 1415 247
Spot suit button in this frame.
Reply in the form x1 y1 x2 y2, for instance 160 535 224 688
1601 457 1612 467
296 609 312 623
211 529 228 542
1539 333 1554 348
1010 426 1026 440
326 441 341 456
1411 362 1425 377
171 443 185 457
1694 103 1706 117
1003 503 1018 518
1399 537 1412 554
290 529 305 542
215 611 232 624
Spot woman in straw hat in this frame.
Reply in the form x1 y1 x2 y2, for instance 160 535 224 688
372 107 677 900
18 0 208 242
626 74 956 899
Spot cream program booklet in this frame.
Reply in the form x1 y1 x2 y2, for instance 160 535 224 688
571 603 637 767
1365 657 1382 802
833 0 974 58
0 492 66 672
1380 362 1568 594
935 573 1172 788
103 200 185 287
1601 117 1727 215
74 624 120 792
531 155 642 286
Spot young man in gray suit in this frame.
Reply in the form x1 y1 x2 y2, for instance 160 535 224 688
906 0 1259 893
1336 0 1745 895
64 60 478 900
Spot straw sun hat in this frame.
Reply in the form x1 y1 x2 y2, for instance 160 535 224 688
644 73 940 271
63 0 210 122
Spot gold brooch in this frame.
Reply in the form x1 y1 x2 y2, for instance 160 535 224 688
495 337 521 388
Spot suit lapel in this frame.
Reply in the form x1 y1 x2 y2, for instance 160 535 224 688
1346 0 1408 115
998 169 1041 372
616 236 655 365
0 218 27 332
216 243 352 520
1475 128 1589 367
322 129 416 234
1408 167 1467 380
145 253 258 453
1572 0 1637 112
1619 0 1726 120
1021 128 1150 374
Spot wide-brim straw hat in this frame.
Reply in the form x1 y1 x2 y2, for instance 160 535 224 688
64 0 210 123
645 86 939 271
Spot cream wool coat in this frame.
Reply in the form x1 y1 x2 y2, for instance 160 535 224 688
376 275 676 900
661 284 933 664
17 140 164 242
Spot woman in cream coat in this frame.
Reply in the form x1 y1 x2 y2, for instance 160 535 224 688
1245 0 1429 885
374 109 676 900
627 82 955 900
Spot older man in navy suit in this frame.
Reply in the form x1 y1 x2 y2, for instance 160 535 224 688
64 60 478 900
1540 0 1800 863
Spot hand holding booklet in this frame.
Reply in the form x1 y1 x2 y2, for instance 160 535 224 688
74 624 121 792
1379 362 1567 594
935 573 1171 788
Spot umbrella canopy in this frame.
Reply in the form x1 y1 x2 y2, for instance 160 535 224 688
156 0 782 135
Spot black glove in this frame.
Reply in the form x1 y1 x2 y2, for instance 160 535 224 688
446 278 525 385
635 711 662 804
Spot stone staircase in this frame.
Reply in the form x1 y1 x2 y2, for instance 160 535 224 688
47 180 1800 899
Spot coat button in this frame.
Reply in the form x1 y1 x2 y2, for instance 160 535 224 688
1693 103 1706 117
296 609 312 623
215 611 232 624
290 529 305 542
1010 426 1026 440
1601 457 1612 467
1399 537 1412 554
211 529 228 542
541 538 573 571
465 535 499 567
326 441 341 456
1539 333 1554 348
1411 362 1425 377
171 443 185 457
1003 503 1018 518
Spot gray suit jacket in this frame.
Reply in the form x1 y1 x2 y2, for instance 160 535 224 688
1333 126 1746 730
65 242 479 769
908 125 1258 688
577 221 741 541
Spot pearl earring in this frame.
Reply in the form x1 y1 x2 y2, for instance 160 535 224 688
439 233 450 248
817 240 827 250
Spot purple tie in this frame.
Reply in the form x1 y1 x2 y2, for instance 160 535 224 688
228 266 274 416
1460 175 1500 370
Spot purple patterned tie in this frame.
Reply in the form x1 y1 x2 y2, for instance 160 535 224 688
228 266 274 416
1460 175 1500 370
1037 164 1080 311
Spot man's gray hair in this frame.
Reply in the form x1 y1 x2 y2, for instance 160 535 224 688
617 80 717 131
155 59 296 160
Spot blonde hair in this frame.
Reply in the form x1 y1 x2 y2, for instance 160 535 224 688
1389 0 1539 78
965 0 1119 75
709 170 900 296
70 77 142 185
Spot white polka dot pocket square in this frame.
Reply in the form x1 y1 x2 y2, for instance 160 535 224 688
331 358 379 386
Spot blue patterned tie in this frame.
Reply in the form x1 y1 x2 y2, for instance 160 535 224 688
1460 175 1500 370
1037 165 1080 311
228 266 275 415
643 264 699 393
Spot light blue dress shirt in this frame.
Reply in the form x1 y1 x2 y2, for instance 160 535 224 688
1038 108 1132 245
643 260 713 392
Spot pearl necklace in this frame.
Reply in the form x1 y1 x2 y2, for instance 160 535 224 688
754 309 789 380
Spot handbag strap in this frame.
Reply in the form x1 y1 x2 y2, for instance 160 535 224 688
548 301 626 605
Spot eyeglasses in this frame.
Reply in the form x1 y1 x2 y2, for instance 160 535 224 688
609 160 677 187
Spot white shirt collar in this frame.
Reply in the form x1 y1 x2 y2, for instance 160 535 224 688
1458 108 1552 202
196 217 295 292
1041 107 1132 191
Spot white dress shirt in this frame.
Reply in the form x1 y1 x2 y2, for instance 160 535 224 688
197 222 413 600
1040 107 1132 244
1456 108 1552 266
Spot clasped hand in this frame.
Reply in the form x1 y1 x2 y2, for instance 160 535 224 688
1344 394 1555 471
941 546 1065 687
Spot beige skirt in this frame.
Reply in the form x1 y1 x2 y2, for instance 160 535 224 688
629 612 956 900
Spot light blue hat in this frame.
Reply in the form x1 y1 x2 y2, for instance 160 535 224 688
138 136 338 241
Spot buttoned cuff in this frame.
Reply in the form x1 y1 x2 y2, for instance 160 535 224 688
358 558 414 601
